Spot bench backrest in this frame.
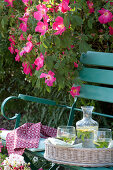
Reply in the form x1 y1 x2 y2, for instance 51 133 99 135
68 51 113 125
79 51 113 103
1 51 113 128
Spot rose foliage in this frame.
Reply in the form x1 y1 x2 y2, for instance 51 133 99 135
1 0 113 97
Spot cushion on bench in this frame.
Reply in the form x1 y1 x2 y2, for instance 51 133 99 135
0 130 12 140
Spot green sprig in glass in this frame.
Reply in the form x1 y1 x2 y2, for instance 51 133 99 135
57 126 76 144
94 128 112 148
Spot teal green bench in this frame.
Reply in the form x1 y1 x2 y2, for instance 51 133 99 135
1 51 113 170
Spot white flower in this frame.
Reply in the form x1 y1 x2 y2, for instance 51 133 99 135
4 166 10 170
3 160 7 166
3 154 26 168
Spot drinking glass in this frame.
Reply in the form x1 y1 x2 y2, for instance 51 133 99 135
57 126 76 144
94 128 112 148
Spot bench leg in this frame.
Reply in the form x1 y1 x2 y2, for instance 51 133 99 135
49 163 59 170
23 153 59 170
23 152 38 170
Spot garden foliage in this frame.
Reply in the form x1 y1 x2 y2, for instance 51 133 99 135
2 0 113 98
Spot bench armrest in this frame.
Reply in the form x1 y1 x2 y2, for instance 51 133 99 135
1 96 21 129
1 94 113 130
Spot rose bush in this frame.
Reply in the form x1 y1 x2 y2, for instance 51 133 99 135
1 0 113 98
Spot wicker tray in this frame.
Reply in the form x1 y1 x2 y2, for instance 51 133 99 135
44 140 113 167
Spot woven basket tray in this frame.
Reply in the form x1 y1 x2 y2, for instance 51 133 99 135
44 140 113 167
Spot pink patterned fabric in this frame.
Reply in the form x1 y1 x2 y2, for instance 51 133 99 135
6 122 57 155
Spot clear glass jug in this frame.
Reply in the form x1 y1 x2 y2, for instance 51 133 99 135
76 106 99 148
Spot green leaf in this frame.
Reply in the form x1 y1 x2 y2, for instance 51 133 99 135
40 35 44 42
36 79 41 89
79 40 92 53
54 61 61 69
32 49 36 56
81 134 85 141
41 106 46 122
46 86 51 93
74 78 82 86
109 21 113 27
1 19 4 29
34 70 41 78
1 16 8 29
60 32 72 48
64 15 70 28
58 80 65 90
39 44 45 55
54 36 60 48
74 2 82 10
0 32 5 38
88 19 93 29
46 55 54 70
42 40 50 48
73 15 83 26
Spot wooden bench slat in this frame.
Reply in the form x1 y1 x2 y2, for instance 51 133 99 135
79 84 113 104
80 67 113 85
80 51 113 67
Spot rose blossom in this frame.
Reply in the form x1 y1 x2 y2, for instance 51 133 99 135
40 71 56 86
109 26 113 35
53 16 66 35
98 8 113 24
35 20 48 35
4 0 15 7
69 86 81 98
34 53 44 70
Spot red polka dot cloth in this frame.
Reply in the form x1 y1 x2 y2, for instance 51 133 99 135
6 122 57 155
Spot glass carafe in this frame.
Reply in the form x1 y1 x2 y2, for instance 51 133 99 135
76 106 99 148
